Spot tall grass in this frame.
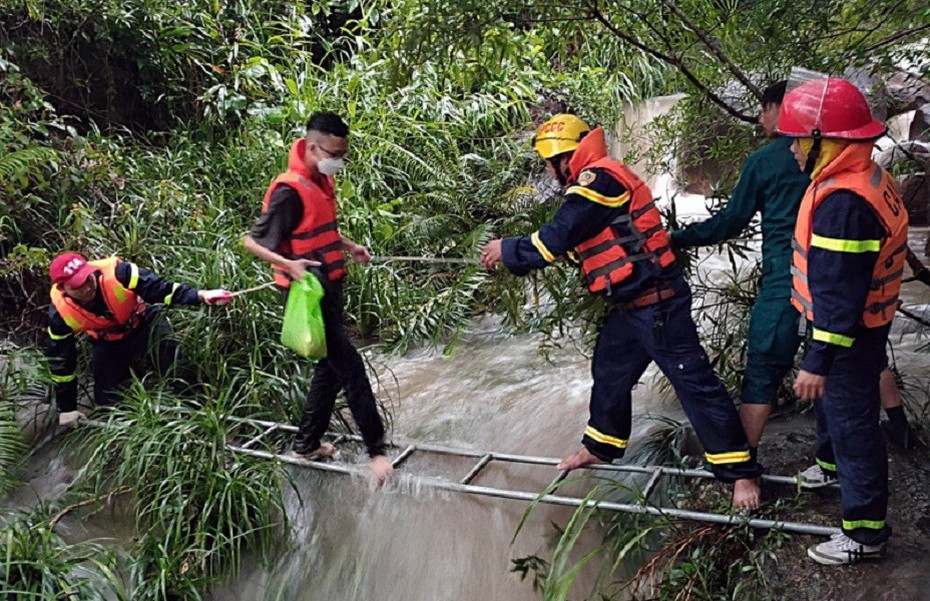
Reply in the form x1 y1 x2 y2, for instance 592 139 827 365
0 507 125 600
0 345 48 496
75 380 289 599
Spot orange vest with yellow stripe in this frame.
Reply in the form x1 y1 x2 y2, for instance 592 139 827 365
49 257 147 341
791 152 908 328
573 158 675 294
262 139 347 287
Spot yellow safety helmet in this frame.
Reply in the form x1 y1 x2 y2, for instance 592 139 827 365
532 114 590 160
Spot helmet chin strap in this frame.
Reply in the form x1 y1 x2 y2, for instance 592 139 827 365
804 129 822 176
548 157 570 188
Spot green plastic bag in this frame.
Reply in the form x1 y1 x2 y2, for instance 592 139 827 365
280 273 327 360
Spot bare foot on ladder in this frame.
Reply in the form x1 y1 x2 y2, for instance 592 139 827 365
291 442 337 461
732 477 761 510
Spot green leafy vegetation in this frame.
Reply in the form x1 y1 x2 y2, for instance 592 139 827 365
0 507 125 600
1 0 928 598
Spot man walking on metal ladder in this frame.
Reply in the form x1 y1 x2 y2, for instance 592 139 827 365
778 73 907 564
671 81 809 469
243 111 393 487
480 114 763 509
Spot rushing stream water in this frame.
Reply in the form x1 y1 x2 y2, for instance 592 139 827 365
8 95 930 599
213 322 682 601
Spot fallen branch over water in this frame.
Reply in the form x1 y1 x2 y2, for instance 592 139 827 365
47 485 132 530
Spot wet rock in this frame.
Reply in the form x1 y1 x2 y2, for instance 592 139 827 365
17 398 54 444
875 140 930 171
911 103 930 141
916 504 930 535
786 431 811 445
885 72 930 115
900 172 930 226
843 67 888 121
875 141 930 226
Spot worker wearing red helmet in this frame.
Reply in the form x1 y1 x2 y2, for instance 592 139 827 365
778 75 908 565
45 252 232 427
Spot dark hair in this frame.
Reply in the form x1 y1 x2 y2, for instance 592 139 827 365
761 80 788 109
306 111 349 137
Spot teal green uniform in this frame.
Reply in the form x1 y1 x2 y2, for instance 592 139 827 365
672 136 810 404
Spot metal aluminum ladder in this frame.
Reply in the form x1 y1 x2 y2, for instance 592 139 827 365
227 416 841 537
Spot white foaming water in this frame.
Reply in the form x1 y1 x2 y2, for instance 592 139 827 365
217 324 678 601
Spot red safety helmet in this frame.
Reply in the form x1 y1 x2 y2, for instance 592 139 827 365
777 77 886 140
49 252 96 287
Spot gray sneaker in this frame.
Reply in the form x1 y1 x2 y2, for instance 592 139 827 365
798 464 837 489
807 534 884 565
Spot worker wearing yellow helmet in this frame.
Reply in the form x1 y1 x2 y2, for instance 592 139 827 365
480 114 763 509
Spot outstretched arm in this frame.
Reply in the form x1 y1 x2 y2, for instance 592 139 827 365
483 168 629 275
672 157 762 248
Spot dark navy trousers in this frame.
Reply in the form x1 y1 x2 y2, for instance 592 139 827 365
584 276 761 482
812 323 891 545
90 307 188 406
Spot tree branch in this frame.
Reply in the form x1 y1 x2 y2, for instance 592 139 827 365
48 486 132 530
839 0 911 56
588 1 755 123
663 0 761 101
865 23 930 53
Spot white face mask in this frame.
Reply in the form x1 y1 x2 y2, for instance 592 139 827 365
318 157 345 176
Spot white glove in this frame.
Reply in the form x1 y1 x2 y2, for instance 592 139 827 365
59 410 87 428
199 289 233 305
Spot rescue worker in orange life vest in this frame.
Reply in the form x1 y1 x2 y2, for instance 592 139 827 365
778 76 907 565
45 252 232 428
243 111 393 487
480 114 763 509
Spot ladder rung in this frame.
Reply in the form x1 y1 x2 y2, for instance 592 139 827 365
640 467 664 501
242 425 279 450
461 453 494 484
392 445 417 468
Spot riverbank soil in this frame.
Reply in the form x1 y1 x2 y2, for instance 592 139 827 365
690 409 930 600
758 412 930 600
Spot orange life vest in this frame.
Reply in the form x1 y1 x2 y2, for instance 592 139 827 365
571 154 675 295
791 144 908 328
49 257 147 341
261 138 347 287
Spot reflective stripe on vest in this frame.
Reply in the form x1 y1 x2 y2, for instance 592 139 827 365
49 257 147 341
791 160 908 329
572 160 675 294
261 171 347 287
